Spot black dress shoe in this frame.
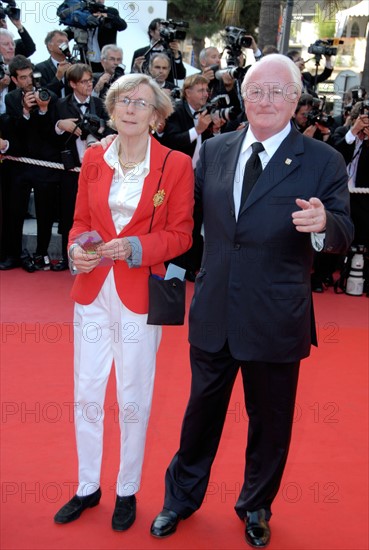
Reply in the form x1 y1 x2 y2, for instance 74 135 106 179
54 487 101 524
150 508 180 538
112 494 136 531
51 258 69 272
21 250 36 273
0 257 21 270
245 509 271 548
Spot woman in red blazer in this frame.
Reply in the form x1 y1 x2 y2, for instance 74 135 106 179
54 74 194 531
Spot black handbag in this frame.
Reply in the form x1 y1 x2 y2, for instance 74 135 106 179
146 150 186 326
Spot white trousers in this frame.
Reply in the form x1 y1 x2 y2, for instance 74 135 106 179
73 270 161 497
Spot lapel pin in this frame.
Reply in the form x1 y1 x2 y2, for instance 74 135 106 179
285 158 292 165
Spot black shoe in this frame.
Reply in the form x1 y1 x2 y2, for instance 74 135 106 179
33 254 51 271
0 257 21 270
54 487 101 524
245 509 271 548
311 276 324 293
51 258 69 272
20 250 36 273
112 494 136 531
150 508 180 538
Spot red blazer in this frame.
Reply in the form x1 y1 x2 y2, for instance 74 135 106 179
68 137 194 312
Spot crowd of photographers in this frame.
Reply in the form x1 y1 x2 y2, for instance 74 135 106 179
0 0 368 290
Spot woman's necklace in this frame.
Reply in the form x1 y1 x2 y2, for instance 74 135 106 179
118 150 145 171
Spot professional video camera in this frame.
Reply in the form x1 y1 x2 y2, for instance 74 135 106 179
306 96 334 128
57 0 107 31
159 19 188 44
197 94 240 123
214 26 251 83
308 39 343 58
0 0 20 20
32 72 51 102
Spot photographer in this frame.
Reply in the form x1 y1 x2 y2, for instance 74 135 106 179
160 74 224 281
331 100 369 249
286 49 333 96
0 55 62 272
53 62 113 270
292 93 333 143
0 1 35 58
34 30 73 99
148 53 177 96
131 18 186 84
92 44 124 99
57 0 127 72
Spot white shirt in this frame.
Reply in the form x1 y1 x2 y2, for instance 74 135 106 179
104 136 151 234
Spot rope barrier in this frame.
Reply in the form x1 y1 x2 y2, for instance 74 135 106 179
0 155 81 172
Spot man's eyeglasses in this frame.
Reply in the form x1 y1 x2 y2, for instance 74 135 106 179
116 97 156 110
243 87 298 103
78 78 93 85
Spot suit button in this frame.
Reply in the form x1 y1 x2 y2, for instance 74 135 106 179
234 243 241 250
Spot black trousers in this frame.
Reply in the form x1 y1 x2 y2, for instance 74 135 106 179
2 163 60 258
164 342 300 520
59 170 79 260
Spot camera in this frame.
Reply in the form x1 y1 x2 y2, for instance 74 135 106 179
110 64 125 84
159 19 188 44
215 66 247 82
0 0 20 21
80 112 105 140
57 0 106 31
32 72 51 102
0 53 7 81
170 86 181 100
306 96 334 128
359 100 369 116
225 26 252 53
308 39 343 57
58 42 78 64
197 94 239 122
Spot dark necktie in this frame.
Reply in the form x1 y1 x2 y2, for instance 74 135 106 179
240 142 264 207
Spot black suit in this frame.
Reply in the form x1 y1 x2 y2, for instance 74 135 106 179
331 125 369 247
55 93 113 259
2 89 61 259
34 57 73 98
301 66 333 95
162 125 353 520
160 99 213 275
14 26 36 58
131 45 186 84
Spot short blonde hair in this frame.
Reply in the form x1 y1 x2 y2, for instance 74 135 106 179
105 73 173 125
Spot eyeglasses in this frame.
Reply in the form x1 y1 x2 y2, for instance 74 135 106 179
78 78 93 85
294 57 305 63
106 57 124 64
116 97 156 110
243 86 299 103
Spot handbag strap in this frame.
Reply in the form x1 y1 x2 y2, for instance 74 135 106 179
148 149 173 276
148 149 173 234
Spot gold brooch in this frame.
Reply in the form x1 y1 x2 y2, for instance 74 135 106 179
153 189 165 207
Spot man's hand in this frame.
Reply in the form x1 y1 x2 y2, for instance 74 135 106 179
56 61 71 80
0 74 11 91
22 91 37 113
94 72 111 93
169 40 180 59
34 91 51 112
292 197 326 233
57 118 81 136
351 114 369 138
196 110 212 134
132 55 145 73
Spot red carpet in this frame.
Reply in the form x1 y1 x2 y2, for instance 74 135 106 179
1 270 368 549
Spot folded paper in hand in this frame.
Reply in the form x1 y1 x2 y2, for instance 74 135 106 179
74 230 114 267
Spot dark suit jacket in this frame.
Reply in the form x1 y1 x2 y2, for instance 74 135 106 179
34 57 72 98
5 87 61 162
55 93 112 167
131 45 186 84
160 99 213 158
14 26 36 58
302 66 333 95
189 125 354 362
331 125 369 187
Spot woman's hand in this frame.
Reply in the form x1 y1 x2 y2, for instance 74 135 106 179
97 238 132 262
69 245 101 273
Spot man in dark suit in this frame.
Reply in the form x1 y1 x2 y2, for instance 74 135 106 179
331 101 369 248
150 54 354 547
92 44 124 99
0 55 61 271
34 30 73 99
159 74 221 281
286 50 333 96
53 62 113 270
0 10 36 58
131 18 186 84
